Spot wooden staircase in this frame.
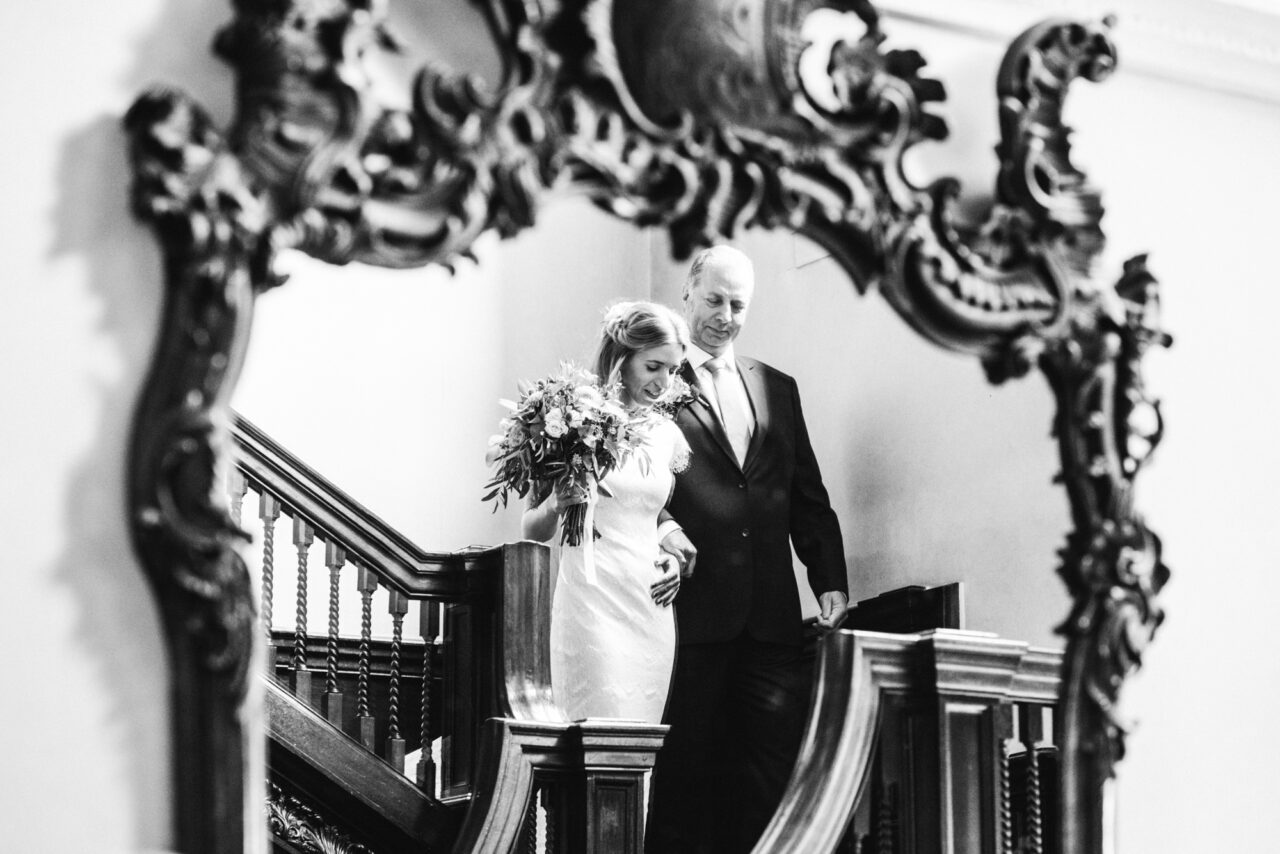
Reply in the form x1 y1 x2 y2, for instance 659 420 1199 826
231 415 1062 853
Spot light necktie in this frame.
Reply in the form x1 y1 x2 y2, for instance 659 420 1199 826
706 357 751 464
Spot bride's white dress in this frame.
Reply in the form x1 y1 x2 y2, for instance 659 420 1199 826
550 416 689 723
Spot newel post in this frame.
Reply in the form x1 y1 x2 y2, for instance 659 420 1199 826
451 544 669 854
912 631 1030 854
495 543 667 853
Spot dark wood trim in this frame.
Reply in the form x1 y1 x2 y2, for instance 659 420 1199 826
123 89 264 854
234 415 498 599
266 683 461 853
845 583 964 634
804 582 965 641
268 631 427 679
758 630 1064 852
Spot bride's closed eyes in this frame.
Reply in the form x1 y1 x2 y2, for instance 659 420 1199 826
621 342 685 406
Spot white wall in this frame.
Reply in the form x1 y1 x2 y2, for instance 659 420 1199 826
1069 55 1280 854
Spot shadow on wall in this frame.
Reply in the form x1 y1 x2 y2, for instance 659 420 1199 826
36 0 243 843
46 113 172 846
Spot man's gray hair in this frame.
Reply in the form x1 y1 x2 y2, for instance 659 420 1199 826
683 244 754 300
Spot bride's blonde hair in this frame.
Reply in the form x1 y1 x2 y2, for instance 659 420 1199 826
594 301 690 387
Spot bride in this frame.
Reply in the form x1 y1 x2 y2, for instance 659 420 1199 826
522 301 691 723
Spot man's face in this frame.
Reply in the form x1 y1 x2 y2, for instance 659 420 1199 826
684 260 754 356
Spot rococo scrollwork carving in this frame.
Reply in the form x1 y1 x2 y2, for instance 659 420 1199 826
267 783 374 854
1045 252 1170 851
123 2 1168 853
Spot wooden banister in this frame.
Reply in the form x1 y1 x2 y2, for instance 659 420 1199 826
450 719 573 854
756 631 916 853
233 413 565 773
232 414 492 598
235 415 1059 854
234 415 673 854
756 629 1063 854
266 681 462 852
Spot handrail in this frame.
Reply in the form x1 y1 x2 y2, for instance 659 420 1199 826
232 413 494 598
756 629 1063 854
266 681 461 850
450 719 573 854
755 631 915 853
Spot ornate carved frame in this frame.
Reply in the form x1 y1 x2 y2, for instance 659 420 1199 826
123 1 1169 852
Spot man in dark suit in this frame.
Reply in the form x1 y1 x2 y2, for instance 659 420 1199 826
646 245 849 853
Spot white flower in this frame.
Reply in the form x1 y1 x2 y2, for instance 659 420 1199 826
545 411 567 438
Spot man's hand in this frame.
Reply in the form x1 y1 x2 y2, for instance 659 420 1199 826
815 590 849 630
659 528 698 579
650 554 682 607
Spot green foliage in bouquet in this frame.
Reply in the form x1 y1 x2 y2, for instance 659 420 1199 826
483 363 651 546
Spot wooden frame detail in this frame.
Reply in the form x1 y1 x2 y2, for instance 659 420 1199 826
123 2 1169 852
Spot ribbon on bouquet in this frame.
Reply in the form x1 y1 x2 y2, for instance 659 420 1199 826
582 495 598 586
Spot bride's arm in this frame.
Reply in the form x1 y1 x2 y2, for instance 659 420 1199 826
521 490 558 542
522 480 584 542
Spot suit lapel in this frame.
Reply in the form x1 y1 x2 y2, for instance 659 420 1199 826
680 360 742 469
738 357 769 468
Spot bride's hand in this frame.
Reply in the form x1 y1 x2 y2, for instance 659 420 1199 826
650 553 681 607
550 480 592 515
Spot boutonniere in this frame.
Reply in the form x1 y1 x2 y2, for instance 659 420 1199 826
653 374 699 419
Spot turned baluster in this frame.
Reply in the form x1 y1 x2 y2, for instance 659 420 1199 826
322 541 346 726
996 704 1015 854
544 784 559 854
227 469 247 528
385 589 409 770
873 777 895 854
523 786 539 854
290 516 315 701
258 492 282 670
417 600 441 794
1019 704 1045 854
355 566 379 751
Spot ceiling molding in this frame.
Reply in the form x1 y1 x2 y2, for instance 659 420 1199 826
878 0 1280 104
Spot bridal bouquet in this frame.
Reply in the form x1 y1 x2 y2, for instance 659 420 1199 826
483 363 649 547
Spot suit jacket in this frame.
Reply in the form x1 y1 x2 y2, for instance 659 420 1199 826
668 356 847 646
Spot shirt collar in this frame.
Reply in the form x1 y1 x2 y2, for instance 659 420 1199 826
688 343 736 372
